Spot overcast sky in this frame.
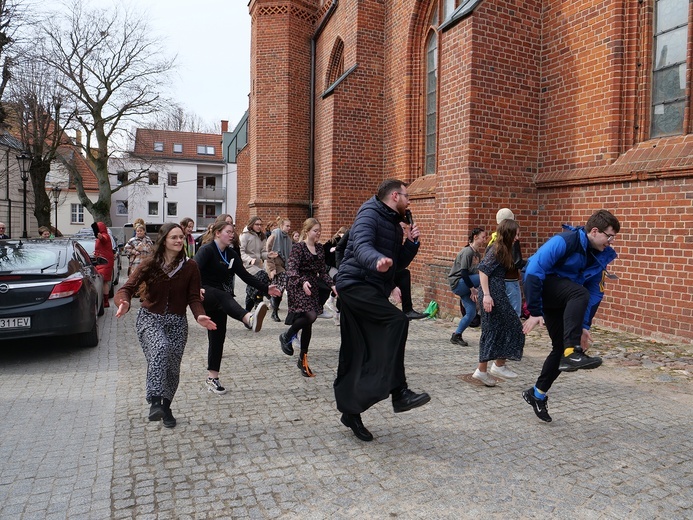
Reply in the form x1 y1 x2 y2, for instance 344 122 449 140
66 0 252 131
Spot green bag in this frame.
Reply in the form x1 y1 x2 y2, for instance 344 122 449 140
423 300 438 319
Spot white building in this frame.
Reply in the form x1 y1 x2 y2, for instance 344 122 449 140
112 126 236 231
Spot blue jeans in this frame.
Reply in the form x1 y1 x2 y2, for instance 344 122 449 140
505 279 522 317
452 274 479 334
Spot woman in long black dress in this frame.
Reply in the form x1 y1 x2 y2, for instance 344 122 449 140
475 219 525 387
279 218 336 377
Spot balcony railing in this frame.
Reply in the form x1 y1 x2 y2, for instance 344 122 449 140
196 216 218 230
197 186 226 200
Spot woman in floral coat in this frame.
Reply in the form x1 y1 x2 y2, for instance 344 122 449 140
279 218 336 377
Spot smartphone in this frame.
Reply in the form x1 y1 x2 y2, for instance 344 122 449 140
404 210 414 226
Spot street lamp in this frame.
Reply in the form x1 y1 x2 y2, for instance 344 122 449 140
51 185 62 235
16 152 32 239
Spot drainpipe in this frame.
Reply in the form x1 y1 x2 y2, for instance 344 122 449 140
308 0 338 217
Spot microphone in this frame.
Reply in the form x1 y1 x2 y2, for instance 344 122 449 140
404 210 414 227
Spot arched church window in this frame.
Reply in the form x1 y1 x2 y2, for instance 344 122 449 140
326 38 344 88
651 0 689 138
425 30 438 175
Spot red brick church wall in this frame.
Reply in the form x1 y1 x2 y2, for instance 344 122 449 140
243 0 693 343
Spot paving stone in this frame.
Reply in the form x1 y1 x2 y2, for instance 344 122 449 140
1 286 692 518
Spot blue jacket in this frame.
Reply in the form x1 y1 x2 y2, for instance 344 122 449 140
523 225 617 330
336 196 419 296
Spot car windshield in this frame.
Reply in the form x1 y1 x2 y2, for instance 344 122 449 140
0 243 62 273
75 239 95 254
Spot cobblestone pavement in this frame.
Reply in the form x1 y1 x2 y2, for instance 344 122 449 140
0 290 691 519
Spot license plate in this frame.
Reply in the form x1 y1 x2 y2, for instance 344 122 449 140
0 317 31 329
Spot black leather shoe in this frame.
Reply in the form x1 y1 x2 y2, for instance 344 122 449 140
405 310 427 320
279 332 293 356
340 413 373 442
271 310 281 322
392 388 431 413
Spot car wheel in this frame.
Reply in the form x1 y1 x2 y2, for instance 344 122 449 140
77 318 99 348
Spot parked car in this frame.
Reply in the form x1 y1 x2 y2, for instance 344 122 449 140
0 238 104 348
74 229 122 297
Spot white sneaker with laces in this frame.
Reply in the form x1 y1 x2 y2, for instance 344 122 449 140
206 377 227 395
472 368 496 387
249 302 268 332
489 362 518 379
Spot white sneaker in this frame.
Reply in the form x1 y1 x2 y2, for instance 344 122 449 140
246 302 268 332
206 377 227 395
489 362 518 379
318 309 334 319
472 368 496 387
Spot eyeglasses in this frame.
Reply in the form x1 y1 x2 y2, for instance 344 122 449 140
600 230 615 242
395 192 409 199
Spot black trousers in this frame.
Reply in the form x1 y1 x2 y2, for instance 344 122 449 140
203 286 247 372
394 269 414 313
536 275 590 392
334 283 408 414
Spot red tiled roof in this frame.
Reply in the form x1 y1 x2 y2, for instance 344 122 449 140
132 128 223 162
56 145 100 192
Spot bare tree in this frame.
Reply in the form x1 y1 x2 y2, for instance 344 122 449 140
147 102 219 134
7 56 75 231
40 0 175 224
0 0 23 127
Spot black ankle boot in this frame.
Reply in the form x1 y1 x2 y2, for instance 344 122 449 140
340 413 373 441
271 308 281 322
162 398 176 428
297 351 314 377
148 396 165 421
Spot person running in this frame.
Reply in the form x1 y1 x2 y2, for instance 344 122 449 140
488 208 526 317
91 221 115 307
180 217 196 258
124 224 154 276
279 218 336 377
448 227 487 346
266 218 292 322
474 219 525 386
333 179 430 442
114 223 217 428
194 220 281 395
240 216 277 311
522 209 620 422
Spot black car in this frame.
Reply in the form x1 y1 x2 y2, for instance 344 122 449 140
0 239 104 348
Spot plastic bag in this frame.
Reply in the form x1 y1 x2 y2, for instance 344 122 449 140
423 300 438 319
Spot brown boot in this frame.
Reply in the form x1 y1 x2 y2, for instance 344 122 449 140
297 352 315 377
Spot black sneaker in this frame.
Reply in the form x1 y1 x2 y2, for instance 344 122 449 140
450 333 468 346
558 347 602 372
522 387 552 422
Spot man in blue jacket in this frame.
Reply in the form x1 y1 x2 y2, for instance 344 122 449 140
522 210 620 422
334 179 430 441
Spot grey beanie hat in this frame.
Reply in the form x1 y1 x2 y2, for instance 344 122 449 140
496 208 515 224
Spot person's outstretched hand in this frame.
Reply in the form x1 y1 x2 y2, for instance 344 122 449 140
197 315 217 330
376 257 393 272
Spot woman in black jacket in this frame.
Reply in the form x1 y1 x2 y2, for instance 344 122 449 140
194 221 281 395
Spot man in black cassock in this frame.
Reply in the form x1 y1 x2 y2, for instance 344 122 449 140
334 179 430 441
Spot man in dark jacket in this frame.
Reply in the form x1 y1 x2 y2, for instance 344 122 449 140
521 209 620 423
334 179 430 442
